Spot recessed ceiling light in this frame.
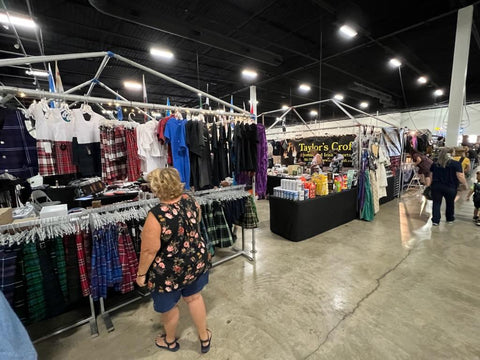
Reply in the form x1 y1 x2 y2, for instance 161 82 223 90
339 25 357 38
281 105 289 110
242 69 258 80
124 81 142 90
248 100 259 104
417 76 428 84
25 69 49 77
359 101 369 109
389 58 402 67
434 89 444 97
299 84 311 92
197 92 202 96
18 92 26 98
334 94 344 101
0 12 37 29
310 110 318 116
150 47 174 60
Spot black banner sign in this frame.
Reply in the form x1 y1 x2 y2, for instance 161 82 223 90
291 135 356 167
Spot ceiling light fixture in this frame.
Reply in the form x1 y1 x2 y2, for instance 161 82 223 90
248 100 259 105
299 84 311 92
281 105 289 110
124 81 142 91
434 89 444 97
310 110 318 116
339 25 357 38
242 69 258 80
150 47 174 60
359 101 369 109
389 58 402 68
334 94 344 101
417 76 428 84
25 69 49 77
0 12 37 29
18 92 26 98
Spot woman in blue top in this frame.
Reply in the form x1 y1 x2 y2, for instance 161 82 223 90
430 148 467 225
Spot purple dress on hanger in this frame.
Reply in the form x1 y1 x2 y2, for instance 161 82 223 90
255 124 268 198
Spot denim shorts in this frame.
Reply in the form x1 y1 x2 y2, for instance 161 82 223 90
151 271 209 313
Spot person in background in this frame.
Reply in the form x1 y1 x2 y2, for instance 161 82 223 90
310 149 323 174
136 168 212 353
430 148 467 226
466 171 480 224
467 145 478 170
330 150 344 173
410 149 433 187
453 147 471 177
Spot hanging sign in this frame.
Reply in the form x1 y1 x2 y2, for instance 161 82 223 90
291 135 356 167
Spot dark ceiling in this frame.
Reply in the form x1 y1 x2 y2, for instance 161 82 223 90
1 0 480 125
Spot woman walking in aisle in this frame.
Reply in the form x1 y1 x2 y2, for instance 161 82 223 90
430 148 467 225
136 168 212 353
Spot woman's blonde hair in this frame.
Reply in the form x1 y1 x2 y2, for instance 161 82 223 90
147 168 184 201
437 147 452 168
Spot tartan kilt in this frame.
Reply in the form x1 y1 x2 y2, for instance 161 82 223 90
36 140 56 176
54 141 77 175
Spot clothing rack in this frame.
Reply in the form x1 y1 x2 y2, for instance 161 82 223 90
193 185 256 267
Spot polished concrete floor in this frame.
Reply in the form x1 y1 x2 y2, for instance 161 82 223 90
34 189 480 359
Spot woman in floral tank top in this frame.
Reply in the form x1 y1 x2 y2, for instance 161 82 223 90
136 168 212 354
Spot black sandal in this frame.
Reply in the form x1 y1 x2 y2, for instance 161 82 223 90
199 329 212 354
155 334 180 352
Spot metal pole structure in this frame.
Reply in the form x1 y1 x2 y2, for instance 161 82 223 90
0 52 108 68
113 54 249 115
446 5 474 146
332 99 361 125
259 99 331 117
292 108 316 136
86 56 111 96
97 81 155 121
0 86 247 117
266 107 292 131
64 79 93 95
337 101 397 127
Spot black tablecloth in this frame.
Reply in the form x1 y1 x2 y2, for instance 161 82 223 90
267 176 282 196
74 192 138 208
269 188 358 242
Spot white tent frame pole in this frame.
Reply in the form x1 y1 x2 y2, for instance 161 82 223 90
64 79 93 95
97 81 156 121
0 86 247 117
259 99 332 117
86 56 110 96
292 108 316 136
0 52 108 67
266 107 292 131
332 99 361 125
336 101 397 127
113 54 249 115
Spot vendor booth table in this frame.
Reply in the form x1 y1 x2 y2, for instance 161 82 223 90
269 188 357 242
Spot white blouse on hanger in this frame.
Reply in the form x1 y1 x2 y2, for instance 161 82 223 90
136 120 167 173
27 101 53 140
71 108 103 143
45 108 76 142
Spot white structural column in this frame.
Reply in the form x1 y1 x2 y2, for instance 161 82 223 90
446 5 473 146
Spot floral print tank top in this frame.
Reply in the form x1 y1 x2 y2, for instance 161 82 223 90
147 193 211 293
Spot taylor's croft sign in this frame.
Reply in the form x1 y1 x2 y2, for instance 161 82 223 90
293 135 355 167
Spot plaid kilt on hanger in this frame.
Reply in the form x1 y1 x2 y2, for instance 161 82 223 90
53 141 77 175
36 140 56 176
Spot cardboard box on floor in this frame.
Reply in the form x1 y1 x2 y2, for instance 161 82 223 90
0 207 13 225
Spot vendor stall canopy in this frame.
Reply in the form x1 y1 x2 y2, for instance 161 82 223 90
1 0 480 125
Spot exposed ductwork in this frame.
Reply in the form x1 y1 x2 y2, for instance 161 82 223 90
349 82 397 108
88 0 283 66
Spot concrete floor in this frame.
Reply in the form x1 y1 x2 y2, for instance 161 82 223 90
34 190 480 360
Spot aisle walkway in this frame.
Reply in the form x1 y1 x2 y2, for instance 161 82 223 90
35 191 480 359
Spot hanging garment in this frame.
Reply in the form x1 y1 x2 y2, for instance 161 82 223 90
377 146 390 198
47 108 77 175
125 128 141 181
255 124 268 198
36 140 56 176
100 126 128 183
71 108 102 144
187 120 204 190
235 196 258 229
117 224 139 294
22 242 46 323
0 108 38 179
72 138 102 177
164 118 191 189
369 170 380 214
212 201 234 248
63 234 82 305
137 120 168 174
13 250 28 323
0 245 20 306
53 141 77 175
75 232 90 297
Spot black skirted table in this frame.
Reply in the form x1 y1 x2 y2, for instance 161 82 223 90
269 188 358 242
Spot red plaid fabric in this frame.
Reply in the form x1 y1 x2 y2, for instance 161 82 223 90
36 140 56 176
76 232 90 297
117 224 138 294
54 141 77 174
100 126 128 184
126 128 141 181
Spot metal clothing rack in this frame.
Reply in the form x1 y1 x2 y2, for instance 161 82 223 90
192 185 256 266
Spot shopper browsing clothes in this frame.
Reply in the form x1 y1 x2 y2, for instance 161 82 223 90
430 148 467 226
330 150 344 173
136 168 212 353
466 171 480 224
410 149 433 187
